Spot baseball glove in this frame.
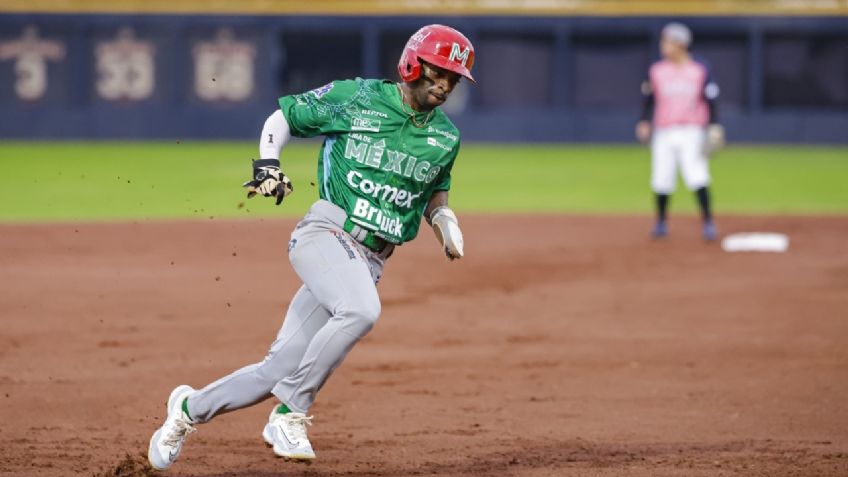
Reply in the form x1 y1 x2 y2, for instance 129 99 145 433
704 124 726 157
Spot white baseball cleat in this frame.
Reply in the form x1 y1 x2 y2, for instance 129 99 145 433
262 406 316 462
147 385 197 470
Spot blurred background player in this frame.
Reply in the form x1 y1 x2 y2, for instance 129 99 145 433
636 22 725 241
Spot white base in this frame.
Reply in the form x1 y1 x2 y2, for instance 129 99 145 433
721 233 789 253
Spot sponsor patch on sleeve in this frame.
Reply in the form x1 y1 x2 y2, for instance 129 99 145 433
310 82 334 99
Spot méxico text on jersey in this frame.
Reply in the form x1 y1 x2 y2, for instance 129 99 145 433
278 78 460 244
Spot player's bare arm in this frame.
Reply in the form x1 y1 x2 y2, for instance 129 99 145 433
425 191 464 260
424 190 449 217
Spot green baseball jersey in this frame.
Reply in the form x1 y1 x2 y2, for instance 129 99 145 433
278 78 460 245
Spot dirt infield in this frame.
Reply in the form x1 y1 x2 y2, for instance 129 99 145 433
1 215 846 477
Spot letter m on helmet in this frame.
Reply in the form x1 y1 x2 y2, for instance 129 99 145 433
449 43 470 67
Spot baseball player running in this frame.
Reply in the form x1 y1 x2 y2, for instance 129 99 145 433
636 22 725 241
148 24 474 471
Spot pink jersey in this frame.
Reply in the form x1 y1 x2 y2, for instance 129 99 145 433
649 59 712 128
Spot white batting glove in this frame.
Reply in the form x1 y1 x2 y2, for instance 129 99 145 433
430 206 464 260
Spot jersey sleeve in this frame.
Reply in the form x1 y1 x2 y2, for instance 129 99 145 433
695 57 720 124
640 77 655 122
277 79 360 138
640 64 657 122
432 142 459 192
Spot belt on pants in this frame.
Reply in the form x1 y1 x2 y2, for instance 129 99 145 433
342 219 390 254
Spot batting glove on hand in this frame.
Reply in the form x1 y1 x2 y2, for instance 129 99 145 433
243 159 293 206
704 124 726 157
430 206 464 260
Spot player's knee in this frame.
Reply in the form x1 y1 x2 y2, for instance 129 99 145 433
684 177 709 191
354 299 381 330
338 299 381 335
652 185 675 195
651 177 674 194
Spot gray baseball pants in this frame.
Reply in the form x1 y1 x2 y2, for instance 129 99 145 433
186 200 391 420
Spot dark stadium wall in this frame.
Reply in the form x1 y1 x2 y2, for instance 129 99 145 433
0 14 846 143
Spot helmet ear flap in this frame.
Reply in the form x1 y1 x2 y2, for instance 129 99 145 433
398 50 422 82
407 60 421 82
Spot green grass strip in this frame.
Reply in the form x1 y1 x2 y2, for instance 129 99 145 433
0 141 845 222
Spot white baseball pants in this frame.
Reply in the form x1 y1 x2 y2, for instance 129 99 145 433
186 200 389 420
651 125 710 194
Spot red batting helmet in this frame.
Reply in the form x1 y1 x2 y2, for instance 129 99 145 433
398 24 476 84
